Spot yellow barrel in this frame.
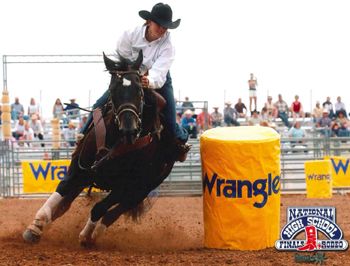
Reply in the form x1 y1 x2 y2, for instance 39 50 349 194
200 126 281 250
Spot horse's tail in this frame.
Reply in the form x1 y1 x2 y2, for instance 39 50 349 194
124 194 158 223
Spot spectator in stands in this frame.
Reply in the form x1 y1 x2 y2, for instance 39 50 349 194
290 95 304 120
288 121 307 149
22 122 35 147
334 96 347 118
29 114 45 147
316 109 332 136
211 106 223 127
248 73 258 111
12 116 25 140
312 101 323 123
181 96 195 114
79 115 88 131
28 98 40 118
248 110 261 126
53 98 65 119
11 97 24 120
264 96 277 121
274 94 290 128
174 98 183 116
331 110 350 137
65 98 80 119
63 121 77 147
224 101 240 126
196 108 212 132
322 96 334 119
181 109 197 139
234 98 247 118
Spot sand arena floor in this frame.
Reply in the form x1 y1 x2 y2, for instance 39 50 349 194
0 194 349 265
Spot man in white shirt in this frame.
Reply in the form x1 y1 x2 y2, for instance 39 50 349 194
79 3 189 160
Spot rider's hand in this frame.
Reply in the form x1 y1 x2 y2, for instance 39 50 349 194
141 76 150 89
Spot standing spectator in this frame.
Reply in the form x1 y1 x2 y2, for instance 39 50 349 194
248 73 258 111
334 96 347 118
181 96 195 115
274 94 290 128
65 98 80 119
196 108 212 132
224 101 240 126
211 106 223 127
290 95 305 120
11 97 24 120
29 114 45 147
28 98 40 118
312 101 323 122
234 98 247 118
53 98 65 119
264 96 277 120
12 117 25 140
322 96 334 119
181 110 197 139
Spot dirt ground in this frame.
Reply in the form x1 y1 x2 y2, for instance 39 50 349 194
0 194 349 266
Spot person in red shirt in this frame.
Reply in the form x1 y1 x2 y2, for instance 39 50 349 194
290 95 304 120
196 108 212 133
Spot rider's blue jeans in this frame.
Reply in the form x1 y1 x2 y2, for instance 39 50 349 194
80 72 188 142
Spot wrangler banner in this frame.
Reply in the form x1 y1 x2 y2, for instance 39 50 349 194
304 160 332 198
22 160 70 193
201 126 281 250
324 156 350 187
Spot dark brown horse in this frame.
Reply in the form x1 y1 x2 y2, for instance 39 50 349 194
23 51 182 245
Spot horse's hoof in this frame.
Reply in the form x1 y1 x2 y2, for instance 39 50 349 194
79 234 95 248
23 229 41 244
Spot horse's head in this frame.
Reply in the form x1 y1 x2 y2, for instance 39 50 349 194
103 51 144 144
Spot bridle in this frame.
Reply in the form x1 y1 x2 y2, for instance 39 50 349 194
109 70 144 134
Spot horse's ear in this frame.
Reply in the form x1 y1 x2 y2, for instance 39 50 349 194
103 52 116 71
132 50 143 70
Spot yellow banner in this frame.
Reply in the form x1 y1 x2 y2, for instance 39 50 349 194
201 126 281 250
22 160 70 193
304 160 332 198
324 156 350 187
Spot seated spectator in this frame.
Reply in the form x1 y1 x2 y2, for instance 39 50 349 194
264 96 277 120
274 94 290 128
196 108 212 133
181 109 197 139
290 95 304 120
334 96 347 118
331 110 350 137
12 116 25 140
211 106 223 127
53 98 65 119
65 98 80 119
224 101 240 126
312 101 323 122
11 97 24 120
248 110 261 126
288 121 307 150
180 96 195 116
22 122 35 147
29 114 45 147
316 109 332 136
63 121 77 147
28 98 40 119
234 98 247 118
322 96 334 119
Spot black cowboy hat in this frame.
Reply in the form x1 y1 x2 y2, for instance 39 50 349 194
139 3 181 29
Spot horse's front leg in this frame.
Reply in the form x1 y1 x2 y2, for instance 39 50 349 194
79 190 121 246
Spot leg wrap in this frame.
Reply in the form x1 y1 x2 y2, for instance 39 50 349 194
35 192 63 225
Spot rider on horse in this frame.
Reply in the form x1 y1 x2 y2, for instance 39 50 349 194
79 3 190 161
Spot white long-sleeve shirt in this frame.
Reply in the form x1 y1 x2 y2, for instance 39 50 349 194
115 25 175 89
